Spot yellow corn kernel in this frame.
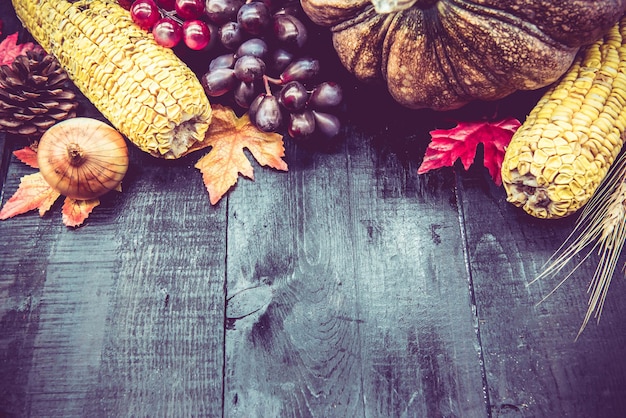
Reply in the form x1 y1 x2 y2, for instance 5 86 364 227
12 0 212 159
502 17 626 219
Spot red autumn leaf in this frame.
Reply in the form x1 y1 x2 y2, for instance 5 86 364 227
195 105 288 205
13 146 39 168
0 172 61 219
417 118 521 185
0 32 38 66
61 197 100 227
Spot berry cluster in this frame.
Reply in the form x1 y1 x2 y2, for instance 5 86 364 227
200 0 343 139
128 0 213 50
123 0 343 139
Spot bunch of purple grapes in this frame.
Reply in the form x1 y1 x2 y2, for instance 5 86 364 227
124 0 343 139
199 0 343 139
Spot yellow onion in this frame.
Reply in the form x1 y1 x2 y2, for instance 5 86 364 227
37 117 129 200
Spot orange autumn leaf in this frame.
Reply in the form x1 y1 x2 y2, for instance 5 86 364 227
195 105 288 204
0 172 61 219
61 197 100 227
1 150 101 227
13 146 39 168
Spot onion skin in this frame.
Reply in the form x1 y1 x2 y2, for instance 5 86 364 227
37 117 129 200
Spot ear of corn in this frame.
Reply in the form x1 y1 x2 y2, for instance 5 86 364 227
12 0 212 159
502 17 626 219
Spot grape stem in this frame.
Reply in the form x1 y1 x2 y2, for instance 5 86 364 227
159 7 184 25
263 75 283 95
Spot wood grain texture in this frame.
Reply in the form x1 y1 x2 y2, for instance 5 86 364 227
82 151 228 418
0 132 7 191
224 139 365 417
0 145 227 417
223 123 487 416
456 169 626 418
346 130 486 417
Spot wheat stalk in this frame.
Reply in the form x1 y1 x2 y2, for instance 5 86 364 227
529 151 626 339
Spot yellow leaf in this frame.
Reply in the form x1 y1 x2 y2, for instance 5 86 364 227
195 105 288 205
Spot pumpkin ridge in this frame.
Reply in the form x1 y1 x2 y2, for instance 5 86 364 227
444 1 577 93
301 0 626 109
333 10 396 82
331 4 377 32
380 10 407 82
451 0 571 50
420 7 475 101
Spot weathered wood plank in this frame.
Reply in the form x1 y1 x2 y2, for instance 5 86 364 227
223 110 487 416
223 138 365 417
457 168 626 417
82 151 228 417
346 129 487 417
0 132 7 191
0 143 228 417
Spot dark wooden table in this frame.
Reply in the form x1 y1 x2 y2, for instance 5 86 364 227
2 3 626 417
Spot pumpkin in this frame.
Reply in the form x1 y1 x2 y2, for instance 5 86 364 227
300 0 626 110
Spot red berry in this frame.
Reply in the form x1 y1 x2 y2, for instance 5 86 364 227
155 0 176 10
118 0 134 9
182 20 211 50
130 0 161 30
175 0 205 20
152 18 183 48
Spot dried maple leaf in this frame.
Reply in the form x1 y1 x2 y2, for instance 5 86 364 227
0 32 38 66
62 197 100 228
1 147 105 227
195 105 288 205
13 146 39 168
417 118 521 185
0 172 60 219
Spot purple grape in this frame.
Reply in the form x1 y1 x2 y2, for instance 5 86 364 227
234 55 266 82
219 21 244 50
256 0 281 10
236 38 269 59
288 111 315 138
234 81 260 108
278 80 308 112
201 68 237 96
308 81 343 108
280 57 320 83
273 14 307 49
237 1 271 36
205 0 245 25
312 111 341 137
267 48 294 75
273 4 303 17
209 53 236 71
249 93 264 122
253 94 283 132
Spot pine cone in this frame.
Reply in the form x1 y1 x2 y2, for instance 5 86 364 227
0 48 79 141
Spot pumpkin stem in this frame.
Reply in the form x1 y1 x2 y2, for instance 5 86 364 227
370 0 417 14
